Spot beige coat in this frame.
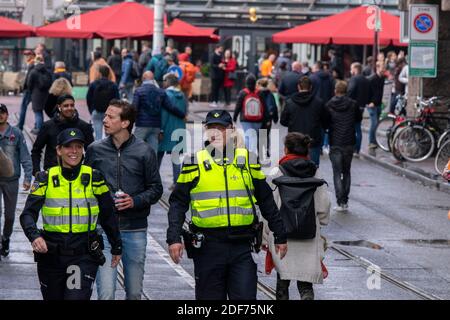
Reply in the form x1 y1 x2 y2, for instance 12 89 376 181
262 167 330 284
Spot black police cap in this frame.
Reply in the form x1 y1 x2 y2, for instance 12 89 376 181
57 128 85 146
203 109 233 126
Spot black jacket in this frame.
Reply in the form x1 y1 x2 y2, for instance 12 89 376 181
210 52 224 80
53 71 73 86
166 149 287 245
27 63 51 112
278 70 303 98
86 78 120 114
347 74 371 111
84 135 163 231
20 165 122 255
368 73 386 106
107 54 122 81
325 95 362 147
280 91 328 147
31 112 94 175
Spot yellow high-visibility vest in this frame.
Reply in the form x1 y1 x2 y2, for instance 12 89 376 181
190 148 258 228
41 165 104 233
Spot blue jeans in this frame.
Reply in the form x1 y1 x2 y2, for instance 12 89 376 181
17 90 31 130
368 106 381 145
92 110 105 140
309 146 321 167
241 122 262 155
354 121 362 153
96 230 147 300
34 110 43 130
134 126 160 153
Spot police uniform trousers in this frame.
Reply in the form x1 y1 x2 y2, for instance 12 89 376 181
36 252 99 300
192 239 257 300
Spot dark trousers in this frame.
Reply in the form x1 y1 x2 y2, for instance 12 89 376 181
210 79 223 103
224 87 232 106
36 253 98 300
193 240 257 300
329 145 354 205
276 273 313 300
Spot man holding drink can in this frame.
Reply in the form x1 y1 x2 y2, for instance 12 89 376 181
85 100 163 300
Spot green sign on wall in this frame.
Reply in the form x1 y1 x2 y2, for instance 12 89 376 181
409 41 438 78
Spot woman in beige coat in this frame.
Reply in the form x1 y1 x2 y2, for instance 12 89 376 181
263 132 330 300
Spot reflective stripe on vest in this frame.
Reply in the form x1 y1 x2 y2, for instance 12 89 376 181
42 165 99 233
190 148 256 228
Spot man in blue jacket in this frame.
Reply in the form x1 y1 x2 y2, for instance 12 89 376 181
0 104 32 259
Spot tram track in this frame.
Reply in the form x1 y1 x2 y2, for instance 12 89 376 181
20 113 443 300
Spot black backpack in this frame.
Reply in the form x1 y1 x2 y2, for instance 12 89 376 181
273 167 326 240
92 81 116 113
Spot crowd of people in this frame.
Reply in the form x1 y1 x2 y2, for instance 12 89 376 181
0 42 432 302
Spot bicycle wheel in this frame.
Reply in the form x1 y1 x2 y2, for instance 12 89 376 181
395 125 435 162
391 127 406 161
434 140 450 174
375 116 395 152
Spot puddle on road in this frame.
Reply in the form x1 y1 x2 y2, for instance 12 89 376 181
402 239 450 247
332 240 383 250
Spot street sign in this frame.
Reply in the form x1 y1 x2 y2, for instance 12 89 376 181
409 41 438 78
409 5 439 41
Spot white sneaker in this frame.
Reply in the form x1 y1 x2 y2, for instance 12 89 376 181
342 203 349 211
334 205 345 212
209 102 218 108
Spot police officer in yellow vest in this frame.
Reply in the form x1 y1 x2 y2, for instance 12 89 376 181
167 110 287 300
20 128 122 300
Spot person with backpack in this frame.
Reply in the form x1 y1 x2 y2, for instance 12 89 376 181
87 65 120 140
138 43 152 76
27 55 53 134
233 74 267 155
132 71 186 153
146 47 169 87
107 47 122 85
178 54 197 100
263 132 330 300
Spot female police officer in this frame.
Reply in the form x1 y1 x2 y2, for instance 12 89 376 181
20 128 122 300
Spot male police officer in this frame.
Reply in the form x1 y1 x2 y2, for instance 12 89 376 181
167 110 287 300
20 128 121 300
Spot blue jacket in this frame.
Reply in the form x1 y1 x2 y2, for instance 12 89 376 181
159 88 187 153
0 124 32 183
133 81 186 128
120 54 134 86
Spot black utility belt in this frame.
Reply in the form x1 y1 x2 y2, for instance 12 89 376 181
44 241 90 256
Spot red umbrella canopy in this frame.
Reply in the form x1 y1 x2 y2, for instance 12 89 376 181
36 1 166 39
0 16 35 38
273 6 406 46
165 19 219 43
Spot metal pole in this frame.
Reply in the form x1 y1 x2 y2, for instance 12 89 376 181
153 0 165 55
